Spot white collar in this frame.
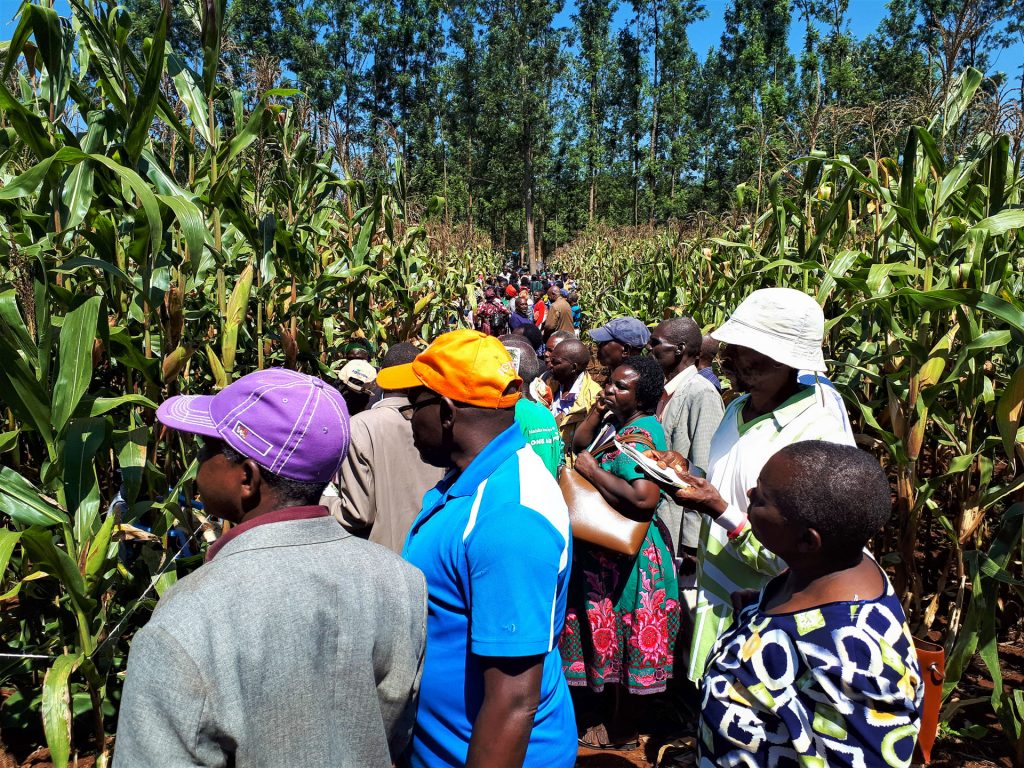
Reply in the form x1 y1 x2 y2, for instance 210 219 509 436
664 365 697 397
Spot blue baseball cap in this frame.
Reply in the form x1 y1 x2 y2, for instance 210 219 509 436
589 317 651 348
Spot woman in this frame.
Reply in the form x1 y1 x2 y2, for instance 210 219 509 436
474 286 511 336
560 356 680 749
700 441 922 766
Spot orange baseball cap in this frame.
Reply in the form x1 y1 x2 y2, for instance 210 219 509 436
376 329 522 408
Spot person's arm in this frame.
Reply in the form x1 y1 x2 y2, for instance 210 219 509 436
574 450 661 522
112 624 217 768
331 419 376 535
464 504 568 766
645 452 786 576
686 388 725 474
465 655 544 768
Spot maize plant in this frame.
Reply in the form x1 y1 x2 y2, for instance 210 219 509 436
552 70 1024 753
0 0 490 765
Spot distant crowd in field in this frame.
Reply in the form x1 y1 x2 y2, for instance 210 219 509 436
112 268 934 768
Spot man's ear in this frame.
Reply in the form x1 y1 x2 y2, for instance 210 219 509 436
240 458 263 507
440 396 457 430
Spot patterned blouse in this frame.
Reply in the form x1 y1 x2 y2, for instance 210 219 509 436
699 566 923 768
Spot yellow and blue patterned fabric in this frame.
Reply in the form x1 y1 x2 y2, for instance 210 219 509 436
700 566 923 767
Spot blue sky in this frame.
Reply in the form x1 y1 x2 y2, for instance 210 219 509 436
2 0 1022 79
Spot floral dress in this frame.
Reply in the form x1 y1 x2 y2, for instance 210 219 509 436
559 415 681 695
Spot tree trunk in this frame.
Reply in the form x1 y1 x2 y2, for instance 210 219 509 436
588 72 597 225
648 0 660 226
466 125 475 235
524 121 538 272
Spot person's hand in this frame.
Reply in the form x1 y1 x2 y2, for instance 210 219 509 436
593 394 611 416
642 450 727 518
730 589 760 615
643 449 689 476
670 474 729 518
574 450 599 481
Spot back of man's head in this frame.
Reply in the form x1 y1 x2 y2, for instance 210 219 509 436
383 342 421 369
699 334 719 368
657 316 702 356
499 335 541 387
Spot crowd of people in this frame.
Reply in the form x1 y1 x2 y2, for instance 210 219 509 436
113 271 926 768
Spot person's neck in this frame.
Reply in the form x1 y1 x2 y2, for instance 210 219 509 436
666 355 698 382
237 496 300 525
553 370 581 394
614 408 644 428
451 422 512 472
746 378 802 419
767 553 879 613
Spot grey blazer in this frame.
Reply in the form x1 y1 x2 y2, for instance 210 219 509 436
112 516 427 768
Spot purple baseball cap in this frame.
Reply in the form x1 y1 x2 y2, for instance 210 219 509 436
589 317 651 348
157 369 350 483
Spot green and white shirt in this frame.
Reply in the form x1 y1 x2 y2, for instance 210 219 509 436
688 385 856 682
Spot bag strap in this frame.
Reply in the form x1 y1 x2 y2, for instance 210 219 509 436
591 428 657 457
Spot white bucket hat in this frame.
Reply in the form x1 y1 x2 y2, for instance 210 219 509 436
711 288 827 372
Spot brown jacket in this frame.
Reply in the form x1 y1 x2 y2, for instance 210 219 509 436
321 396 446 553
543 297 575 336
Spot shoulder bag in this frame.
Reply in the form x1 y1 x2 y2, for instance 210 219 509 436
558 430 657 557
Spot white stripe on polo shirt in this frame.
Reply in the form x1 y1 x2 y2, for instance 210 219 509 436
514 446 570 650
462 479 488 541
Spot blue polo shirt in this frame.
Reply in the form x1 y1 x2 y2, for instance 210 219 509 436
402 425 575 768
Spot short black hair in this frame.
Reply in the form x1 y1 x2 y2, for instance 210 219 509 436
659 317 702 355
619 355 665 413
499 335 541 386
516 323 543 352
382 342 421 369
772 441 892 558
221 445 328 506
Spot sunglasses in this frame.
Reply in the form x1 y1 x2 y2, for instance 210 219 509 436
396 395 443 420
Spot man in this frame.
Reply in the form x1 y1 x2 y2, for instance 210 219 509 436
652 288 856 682
114 369 426 768
336 358 377 416
543 329 575 367
542 285 575 338
567 292 582 333
542 338 601 460
588 316 650 371
321 343 446 553
501 334 563 477
646 317 725 557
697 334 722 391
509 293 535 332
377 330 575 768
341 337 374 362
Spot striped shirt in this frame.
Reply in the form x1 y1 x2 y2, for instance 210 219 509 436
656 366 725 551
688 385 856 681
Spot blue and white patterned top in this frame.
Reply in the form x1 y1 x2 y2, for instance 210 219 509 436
699 566 923 768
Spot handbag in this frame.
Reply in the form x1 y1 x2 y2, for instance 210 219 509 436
913 638 945 765
559 431 658 557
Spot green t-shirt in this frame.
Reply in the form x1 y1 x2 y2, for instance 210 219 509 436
515 398 563 478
